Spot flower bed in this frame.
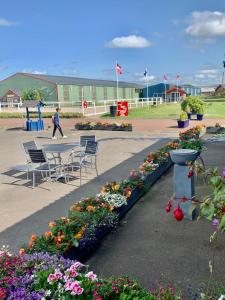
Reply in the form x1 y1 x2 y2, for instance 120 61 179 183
1 250 183 299
75 121 132 131
21 126 205 261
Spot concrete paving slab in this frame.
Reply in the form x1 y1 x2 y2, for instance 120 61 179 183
86 141 225 293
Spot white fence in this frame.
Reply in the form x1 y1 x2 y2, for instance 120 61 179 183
0 97 164 116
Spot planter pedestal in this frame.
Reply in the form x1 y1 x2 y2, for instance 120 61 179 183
170 149 199 220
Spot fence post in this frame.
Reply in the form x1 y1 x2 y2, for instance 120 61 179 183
94 102 97 115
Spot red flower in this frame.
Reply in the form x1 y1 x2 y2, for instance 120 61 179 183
187 171 194 178
165 201 172 213
173 205 184 221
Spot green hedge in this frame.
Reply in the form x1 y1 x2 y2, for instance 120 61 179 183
0 112 83 119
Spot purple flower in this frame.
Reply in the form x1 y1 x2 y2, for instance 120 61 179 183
212 218 219 226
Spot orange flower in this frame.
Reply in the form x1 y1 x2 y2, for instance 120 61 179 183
126 191 132 198
75 233 83 240
86 205 96 212
28 241 33 249
109 205 114 212
19 248 26 255
48 221 56 228
30 234 37 242
44 231 52 238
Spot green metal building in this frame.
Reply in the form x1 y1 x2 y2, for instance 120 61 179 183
0 73 142 105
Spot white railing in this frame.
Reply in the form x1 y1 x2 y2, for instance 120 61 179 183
0 97 164 115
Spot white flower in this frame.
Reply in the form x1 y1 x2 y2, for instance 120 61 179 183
99 193 127 208
218 295 225 300
45 290 51 296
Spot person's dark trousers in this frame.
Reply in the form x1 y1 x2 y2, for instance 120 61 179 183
52 124 64 137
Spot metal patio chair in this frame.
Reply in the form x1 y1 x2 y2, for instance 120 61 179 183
27 149 65 188
67 140 99 185
11 141 38 180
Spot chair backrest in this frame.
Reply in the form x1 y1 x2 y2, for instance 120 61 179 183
80 135 95 147
22 141 38 163
28 149 46 164
85 141 98 155
23 141 37 154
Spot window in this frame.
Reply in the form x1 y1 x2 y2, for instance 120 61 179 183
103 87 107 100
122 88 126 99
79 86 83 101
131 88 134 98
63 86 70 101
113 87 117 99
92 86 96 102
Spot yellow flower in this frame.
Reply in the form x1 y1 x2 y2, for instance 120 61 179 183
114 184 120 191
75 233 83 240
86 205 96 212
48 221 56 228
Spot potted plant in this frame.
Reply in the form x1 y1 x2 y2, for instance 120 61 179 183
196 106 204 121
181 96 204 120
177 111 189 128
181 99 191 119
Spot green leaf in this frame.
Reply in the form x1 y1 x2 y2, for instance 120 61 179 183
72 238 79 247
200 202 215 220
219 214 225 231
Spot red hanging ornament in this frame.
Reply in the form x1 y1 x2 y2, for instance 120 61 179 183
187 171 194 178
165 201 172 213
173 205 184 221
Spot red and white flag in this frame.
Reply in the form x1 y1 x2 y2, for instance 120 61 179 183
163 74 168 81
116 63 122 75
176 74 180 80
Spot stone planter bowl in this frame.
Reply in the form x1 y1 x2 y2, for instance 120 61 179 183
169 149 199 165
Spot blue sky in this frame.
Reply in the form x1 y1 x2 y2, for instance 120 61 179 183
0 0 225 85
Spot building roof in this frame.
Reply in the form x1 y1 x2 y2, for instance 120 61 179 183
166 87 186 95
17 73 143 88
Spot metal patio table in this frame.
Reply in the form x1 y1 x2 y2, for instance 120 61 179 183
42 142 79 181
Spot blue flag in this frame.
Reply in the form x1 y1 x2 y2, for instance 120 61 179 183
144 69 147 77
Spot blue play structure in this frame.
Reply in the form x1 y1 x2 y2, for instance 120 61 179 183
22 100 45 131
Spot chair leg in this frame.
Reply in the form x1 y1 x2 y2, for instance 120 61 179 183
32 171 35 188
95 157 99 177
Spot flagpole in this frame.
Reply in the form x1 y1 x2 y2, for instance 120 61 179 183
164 80 167 103
116 61 119 101
176 78 178 102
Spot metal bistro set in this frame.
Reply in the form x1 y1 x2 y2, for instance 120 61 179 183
13 136 98 188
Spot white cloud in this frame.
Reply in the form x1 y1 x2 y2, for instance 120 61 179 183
199 69 219 75
0 18 18 26
195 74 205 79
186 11 225 37
195 68 220 82
22 69 47 75
105 35 151 48
139 75 155 82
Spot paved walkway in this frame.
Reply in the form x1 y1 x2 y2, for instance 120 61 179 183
0 138 169 250
1 117 225 133
87 141 225 293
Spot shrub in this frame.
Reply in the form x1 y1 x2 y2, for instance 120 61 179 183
181 96 204 114
179 111 188 121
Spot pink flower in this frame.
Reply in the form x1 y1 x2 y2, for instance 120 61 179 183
85 271 98 281
54 269 63 280
47 273 56 284
64 280 74 291
71 285 84 296
72 261 84 270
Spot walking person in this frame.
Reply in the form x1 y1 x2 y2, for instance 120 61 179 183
52 108 67 139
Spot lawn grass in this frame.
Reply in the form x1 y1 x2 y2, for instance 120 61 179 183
0 112 83 119
102 101 225 119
